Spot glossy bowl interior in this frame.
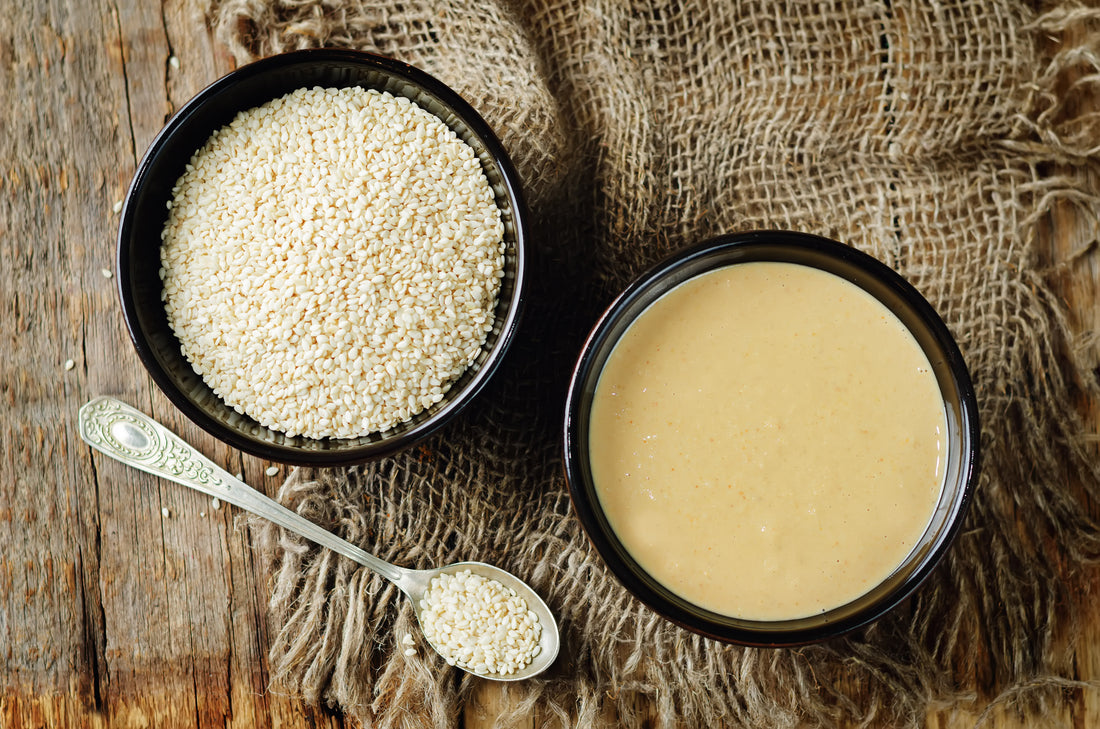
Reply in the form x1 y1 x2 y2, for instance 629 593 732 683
563 231 980 647
118 49 526 466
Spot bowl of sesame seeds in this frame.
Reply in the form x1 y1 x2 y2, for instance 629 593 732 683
117 49 527 465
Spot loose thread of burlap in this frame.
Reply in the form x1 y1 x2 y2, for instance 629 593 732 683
206 1 1100 726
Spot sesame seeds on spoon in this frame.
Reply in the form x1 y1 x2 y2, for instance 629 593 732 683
419 568 543 676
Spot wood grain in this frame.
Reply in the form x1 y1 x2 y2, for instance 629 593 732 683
1 1 340 726
1 1 1097 727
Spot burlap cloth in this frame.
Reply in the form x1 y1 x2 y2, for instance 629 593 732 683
204 1 1100 726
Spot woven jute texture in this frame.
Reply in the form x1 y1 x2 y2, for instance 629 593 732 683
205 1 1100 726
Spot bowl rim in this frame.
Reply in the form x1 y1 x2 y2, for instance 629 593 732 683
562 230 980 647
116 48 528 466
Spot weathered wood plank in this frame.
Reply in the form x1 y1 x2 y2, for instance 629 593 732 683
1 0 342 726
0 0 136 715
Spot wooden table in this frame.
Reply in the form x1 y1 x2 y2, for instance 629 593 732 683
4 2 1098 727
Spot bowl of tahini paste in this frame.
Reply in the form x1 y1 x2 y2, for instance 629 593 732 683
563 230 979 646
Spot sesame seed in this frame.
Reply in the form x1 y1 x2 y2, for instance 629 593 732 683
211 497 221 510
159 87 505 440
265 465 279 477
161 507 171 518
64 359 75 371
419 568 541 677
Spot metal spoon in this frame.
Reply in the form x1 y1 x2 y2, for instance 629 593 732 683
78 396 559 681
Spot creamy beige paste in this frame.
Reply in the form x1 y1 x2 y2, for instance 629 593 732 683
588 262 946 620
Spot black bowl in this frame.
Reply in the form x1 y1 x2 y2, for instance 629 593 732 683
117 49 527 466
563 231 979 647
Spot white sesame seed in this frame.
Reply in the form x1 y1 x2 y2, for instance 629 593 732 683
418 568 541 677
159 86 504 440
265 465 279 477
112 200 123 213
101 268 113 279
403 648 417 656
161 507 171 518
169 55 180 69
64 359 75 371
211 497 221 510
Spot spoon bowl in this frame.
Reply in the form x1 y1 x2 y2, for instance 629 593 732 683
78 396 559 680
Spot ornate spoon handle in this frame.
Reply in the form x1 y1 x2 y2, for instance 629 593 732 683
77 396 404 584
